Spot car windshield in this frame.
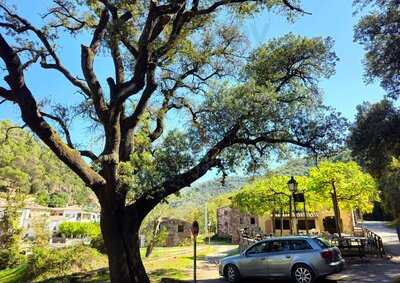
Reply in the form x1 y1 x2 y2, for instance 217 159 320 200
314 237 332 248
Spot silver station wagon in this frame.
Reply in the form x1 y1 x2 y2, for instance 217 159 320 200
219 236 345 283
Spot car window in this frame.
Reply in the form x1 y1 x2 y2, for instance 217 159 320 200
267 240 289 252
290 239 312 250
314 238 332 249
246 242 269 255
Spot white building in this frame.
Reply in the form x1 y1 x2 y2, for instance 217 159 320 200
0 198 100 237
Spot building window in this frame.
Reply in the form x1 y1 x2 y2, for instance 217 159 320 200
250 217 256 225
298 220 316 230
274 219 290 230
177 225 184 233
239 217 243 224
224 210 228 216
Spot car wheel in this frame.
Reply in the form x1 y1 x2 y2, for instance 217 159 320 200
292 264 315 283
224 264 240 283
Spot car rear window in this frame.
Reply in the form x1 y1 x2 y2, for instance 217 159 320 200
290 239 312 250
314 238 332 249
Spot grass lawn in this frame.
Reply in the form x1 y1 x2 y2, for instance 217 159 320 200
145 244 217 282
0 264 27 283
0 244 220 283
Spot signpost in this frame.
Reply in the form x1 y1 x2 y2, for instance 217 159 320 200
191 221 199 283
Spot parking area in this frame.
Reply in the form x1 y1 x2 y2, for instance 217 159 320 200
193 243 400 283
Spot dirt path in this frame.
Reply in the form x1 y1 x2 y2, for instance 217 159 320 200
195 245 237 283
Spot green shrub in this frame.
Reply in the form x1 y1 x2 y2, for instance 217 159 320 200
59 221 100 239
0 247 25 270
27 245 107 281
0 195 26 269
90 234 106 254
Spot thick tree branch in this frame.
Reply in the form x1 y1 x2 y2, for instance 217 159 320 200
80 9 110 123
0 34 105 188
40 111 98 161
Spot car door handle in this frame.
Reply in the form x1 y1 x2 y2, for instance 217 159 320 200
286 255 291 258
261 257 267 260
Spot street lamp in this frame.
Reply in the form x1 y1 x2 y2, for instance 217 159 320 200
288 176 298 235
287 176 298 193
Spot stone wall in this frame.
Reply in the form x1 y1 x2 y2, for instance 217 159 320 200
159 218 192 246
217 207 260 244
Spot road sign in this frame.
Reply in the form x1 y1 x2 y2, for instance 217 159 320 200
191 220 199 238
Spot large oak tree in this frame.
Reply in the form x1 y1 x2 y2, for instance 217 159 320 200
0 1 346 282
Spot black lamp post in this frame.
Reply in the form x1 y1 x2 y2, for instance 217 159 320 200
288 176 298 235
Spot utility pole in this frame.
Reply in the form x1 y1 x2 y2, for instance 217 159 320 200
293 192 298 235
304 197 309 235
191 221 199 283
205 203 210 245
289 196 293 235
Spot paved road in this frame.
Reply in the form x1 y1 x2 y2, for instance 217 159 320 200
361 221 400 256
194 223 400 283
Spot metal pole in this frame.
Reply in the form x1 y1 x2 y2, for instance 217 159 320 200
194 237 197 283
293 192 298 235
289 196 293 235
205 203 208 244
304 196 308 235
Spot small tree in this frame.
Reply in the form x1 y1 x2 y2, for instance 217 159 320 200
0 181 27 268
233 175 319 235
308 161 379 236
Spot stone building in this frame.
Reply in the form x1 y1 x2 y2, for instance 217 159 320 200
217 206 357 243
217 207 260 243
159 218 192 246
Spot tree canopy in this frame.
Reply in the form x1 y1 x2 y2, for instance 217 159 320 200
354 0 400 98
233 175 311 216
308 161 379 213
348 99 400 220
349 99 400 177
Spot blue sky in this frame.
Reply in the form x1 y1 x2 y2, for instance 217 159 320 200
243 0 386 119
0 0 386 174
0 0 386 124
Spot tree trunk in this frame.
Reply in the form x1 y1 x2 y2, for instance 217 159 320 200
100 203 150 283
272 210 276 236
331 181 342 238
145 217 162 257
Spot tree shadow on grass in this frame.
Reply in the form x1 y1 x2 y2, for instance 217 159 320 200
37 268 109 283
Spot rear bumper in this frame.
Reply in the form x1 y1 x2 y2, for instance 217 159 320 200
318 258 345 277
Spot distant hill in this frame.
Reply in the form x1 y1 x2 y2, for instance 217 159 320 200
0 120 97 209
269 158 313 176
170 176 251 207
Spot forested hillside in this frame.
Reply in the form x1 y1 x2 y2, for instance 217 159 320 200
170 176 250 207
0 120 97 208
